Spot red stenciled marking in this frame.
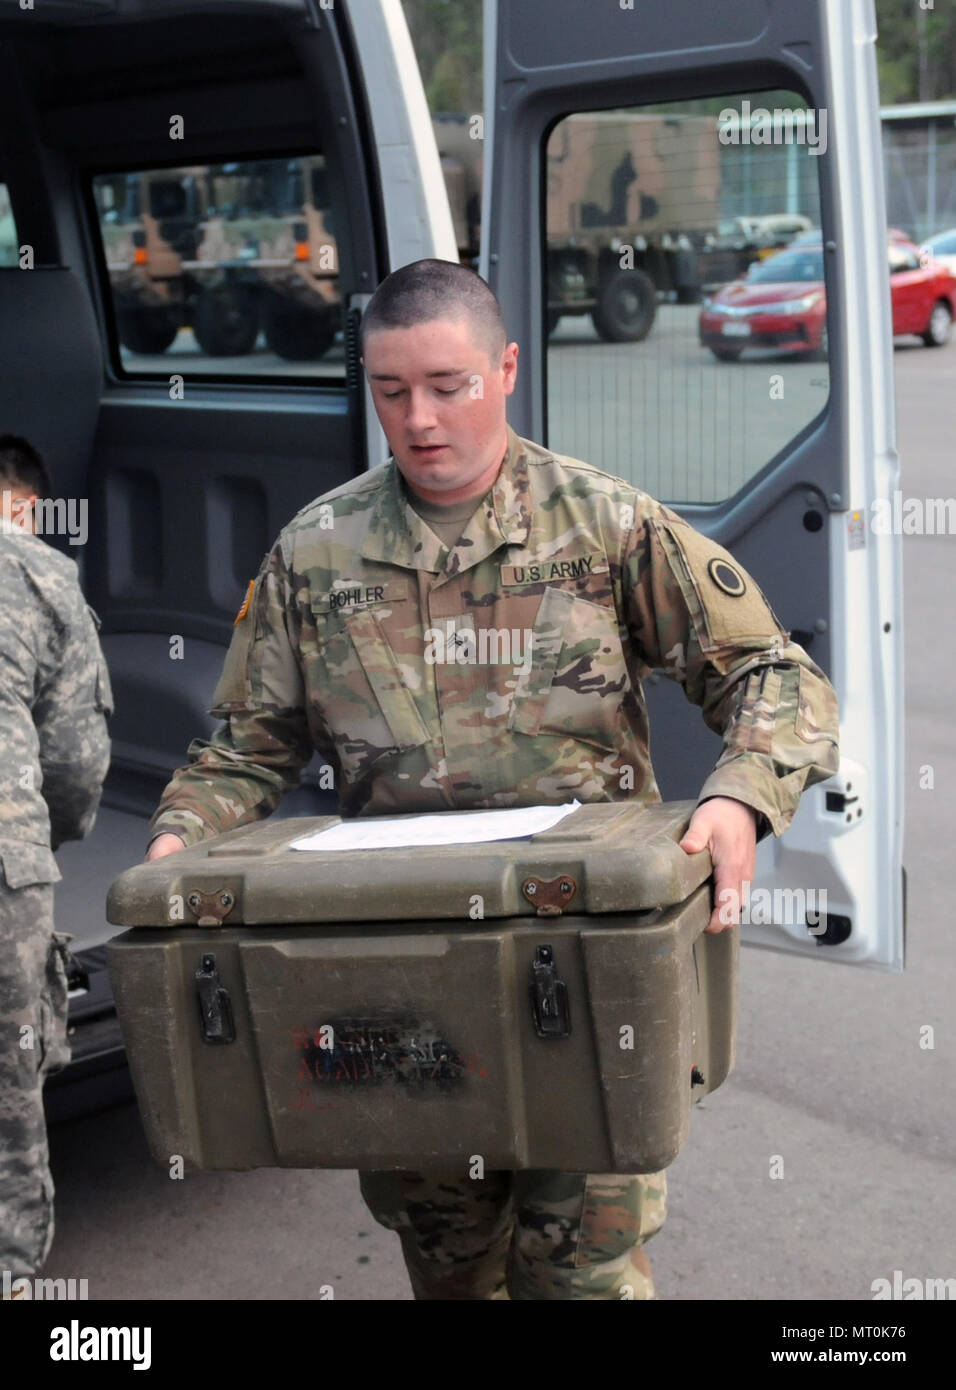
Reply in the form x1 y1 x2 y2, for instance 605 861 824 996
294 1086 333 1112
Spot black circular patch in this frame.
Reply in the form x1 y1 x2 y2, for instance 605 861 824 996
707 557 747 597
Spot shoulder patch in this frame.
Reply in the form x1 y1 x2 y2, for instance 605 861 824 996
234 579 255 625
707 557 747 598
652 520 785 650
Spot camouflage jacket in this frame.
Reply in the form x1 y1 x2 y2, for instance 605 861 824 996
151 426 839 847
0 526 113 884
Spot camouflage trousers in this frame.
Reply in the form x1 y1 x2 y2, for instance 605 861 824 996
0 882 71 1281
359 1167 667 1300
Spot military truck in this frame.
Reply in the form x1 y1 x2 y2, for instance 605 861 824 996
97 167 208 354
101 112 720 358
189 157 341 360
435 110 720 340
97 158 341 361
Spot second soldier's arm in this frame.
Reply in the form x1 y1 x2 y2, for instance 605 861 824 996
34 586 113 850
621 499 840 839
149 537 318 848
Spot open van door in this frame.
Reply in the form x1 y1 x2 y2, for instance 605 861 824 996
482 0 904 968
0 0 456 1114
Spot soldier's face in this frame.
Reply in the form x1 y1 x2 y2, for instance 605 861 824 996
1 487 38 533
362 316 519 503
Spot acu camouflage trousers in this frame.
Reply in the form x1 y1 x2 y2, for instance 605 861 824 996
359 1166 667 1300
0 882 71 1279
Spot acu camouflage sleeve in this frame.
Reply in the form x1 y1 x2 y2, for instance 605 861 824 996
150 538 315 848
621 500 840 838
35 590 112 851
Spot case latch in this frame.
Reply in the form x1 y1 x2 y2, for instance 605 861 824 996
530 944 572 1039
196 953 236 1044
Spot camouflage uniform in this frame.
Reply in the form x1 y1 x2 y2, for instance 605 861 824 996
0 526 112 1281
151 425 839 1300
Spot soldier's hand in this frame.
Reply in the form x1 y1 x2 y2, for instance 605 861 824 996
145 832 187 862
678 796 757 934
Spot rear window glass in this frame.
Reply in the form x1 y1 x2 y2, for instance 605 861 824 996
925 232 956 256
91 155 344 379
0 183 18 267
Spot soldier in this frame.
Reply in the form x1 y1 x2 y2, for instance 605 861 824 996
0 435 112 1288
147 259 839 1300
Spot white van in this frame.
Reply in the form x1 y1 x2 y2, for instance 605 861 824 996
0 0 902 1118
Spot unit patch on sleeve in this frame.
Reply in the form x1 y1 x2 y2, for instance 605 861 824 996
234 578 256 625
706 557 747 597
652 519 787 650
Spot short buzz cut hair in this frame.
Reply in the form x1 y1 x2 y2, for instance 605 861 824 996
360 258 507 360
0 434 53 497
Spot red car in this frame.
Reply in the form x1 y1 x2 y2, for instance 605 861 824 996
699 237 956 360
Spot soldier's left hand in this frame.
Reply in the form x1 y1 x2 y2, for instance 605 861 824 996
678 796 757 934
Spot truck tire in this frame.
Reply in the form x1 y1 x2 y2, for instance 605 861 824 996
672 248 702 304
192 285 259 356
592 268 657 342
263 300 337 361
116 306 179 355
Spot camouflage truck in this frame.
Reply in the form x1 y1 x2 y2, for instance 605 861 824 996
96 158 341 361
96 167 208 354
99 113 721 357
434 110 722 341
189 157 340 360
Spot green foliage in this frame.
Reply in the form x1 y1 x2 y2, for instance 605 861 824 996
875 0 956 104
401 0 483 113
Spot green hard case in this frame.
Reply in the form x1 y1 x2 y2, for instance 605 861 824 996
106 800 737 1173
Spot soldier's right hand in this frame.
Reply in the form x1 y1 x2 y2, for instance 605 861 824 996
145 833 188 862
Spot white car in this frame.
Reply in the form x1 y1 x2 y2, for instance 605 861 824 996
920 228 956 275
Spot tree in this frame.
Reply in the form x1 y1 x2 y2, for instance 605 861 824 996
876 0 956 104
401 0 483 113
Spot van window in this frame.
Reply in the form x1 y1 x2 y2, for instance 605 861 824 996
0 184 18 267
544 92 828 504
91 154 343 378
